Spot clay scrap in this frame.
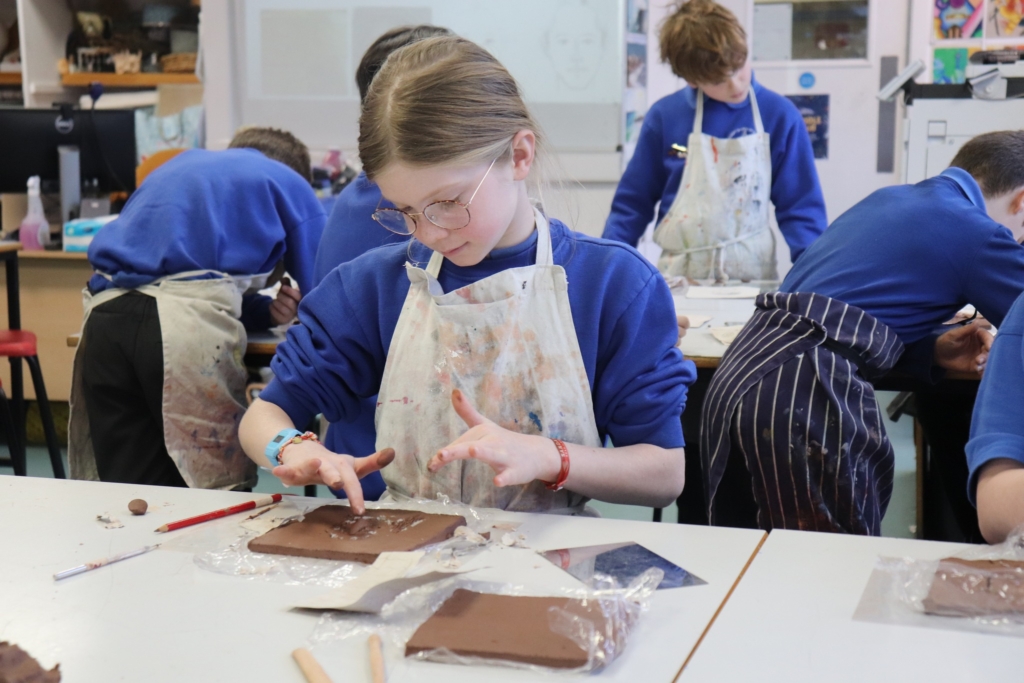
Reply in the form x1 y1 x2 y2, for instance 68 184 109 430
923 557 1024 617
405 589 608 669
0 641 61 683
247 505 466 564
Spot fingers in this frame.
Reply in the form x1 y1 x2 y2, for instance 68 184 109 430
352 448 395 478
428 442 504 473
273 457 322 487
978 327 994 352
451 389 487 428
334 464 367 515
278 284 302 305
281 276 292 289
677 315 691 330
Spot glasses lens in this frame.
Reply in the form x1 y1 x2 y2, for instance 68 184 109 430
373 209 415 235
424 201 470 230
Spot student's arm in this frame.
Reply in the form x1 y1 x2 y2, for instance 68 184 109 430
602 108 669 247
429 269 694 508
239 398 392 514
964 227 1024 329
240 293 273 332
769 102 827 262
967 314 1024 543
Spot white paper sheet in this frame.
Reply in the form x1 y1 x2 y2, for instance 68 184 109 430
710 326 744 346
686 286 760 300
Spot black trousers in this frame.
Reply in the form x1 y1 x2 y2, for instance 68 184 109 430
82 291 187 487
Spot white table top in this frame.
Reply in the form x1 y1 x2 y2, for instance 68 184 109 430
673 290 757 362
680 529 1024 682
0 476 765 682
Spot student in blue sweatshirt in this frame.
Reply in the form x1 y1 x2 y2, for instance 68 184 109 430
702 130 1024 536
239 36 694 514
968 290 1024 543
313 25 452 502
604 0 826 281
69 128 325 490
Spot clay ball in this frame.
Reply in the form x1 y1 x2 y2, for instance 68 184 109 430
128 499 148 516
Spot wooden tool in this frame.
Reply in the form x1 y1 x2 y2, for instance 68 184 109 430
292 648 333 683
368 634 385 683
155 493 283 532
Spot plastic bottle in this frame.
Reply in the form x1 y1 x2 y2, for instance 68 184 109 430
19 176 49 250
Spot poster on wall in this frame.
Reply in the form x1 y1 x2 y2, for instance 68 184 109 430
933 47 969 83
786 95 829 160
622 0 648 170
986 0 1024 37
933 0 983 40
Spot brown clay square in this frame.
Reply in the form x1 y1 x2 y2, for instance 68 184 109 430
405 589 609 669
247 505 466 564
922 557 1024 617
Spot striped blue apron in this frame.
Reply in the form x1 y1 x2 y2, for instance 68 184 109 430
701 292 904 535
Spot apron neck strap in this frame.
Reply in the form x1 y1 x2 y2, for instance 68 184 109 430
425 206 553 277
693 89 704 134
748 86 764 134
694 87 765 135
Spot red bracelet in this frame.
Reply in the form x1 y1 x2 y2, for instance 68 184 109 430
544 438 570 491
277 431 320 464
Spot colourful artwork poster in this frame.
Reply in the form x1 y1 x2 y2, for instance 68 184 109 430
934 0 983 40
786 95 829 160
986 0 1024 37
933 47 968 83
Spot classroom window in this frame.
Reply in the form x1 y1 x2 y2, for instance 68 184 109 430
753 0 869 61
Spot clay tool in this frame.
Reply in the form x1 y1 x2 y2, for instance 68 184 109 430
368 634 385 683
155 493 283 533
291 648 333 683
53 543 161 581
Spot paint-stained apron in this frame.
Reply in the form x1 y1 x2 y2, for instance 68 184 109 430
375 210 602 511
654 88 777 283
700 292 904 535
69 271 257 490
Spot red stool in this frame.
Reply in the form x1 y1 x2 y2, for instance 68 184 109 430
0 330 66 478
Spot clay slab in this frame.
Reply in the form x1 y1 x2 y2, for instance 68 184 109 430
0 641 61 682
247 506 466 564
923 557 1024 617
405 589 609 669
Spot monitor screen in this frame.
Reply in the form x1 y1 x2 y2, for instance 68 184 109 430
0 108 136 194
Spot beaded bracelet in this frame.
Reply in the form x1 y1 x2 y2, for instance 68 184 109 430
277 431 320 465
543 438 570 491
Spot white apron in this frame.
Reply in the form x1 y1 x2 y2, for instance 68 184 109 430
375 210 602 511
653 88 777 283
69 271 257 490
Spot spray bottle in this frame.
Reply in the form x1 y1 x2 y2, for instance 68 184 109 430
19 176 50 250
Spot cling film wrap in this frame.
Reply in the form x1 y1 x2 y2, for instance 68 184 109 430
310 567 663 674
873 524 1024 636
162 494 491 587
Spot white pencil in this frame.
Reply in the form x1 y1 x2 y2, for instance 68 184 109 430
53 544 161 581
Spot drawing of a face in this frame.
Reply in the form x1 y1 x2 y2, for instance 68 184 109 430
544 1 606 90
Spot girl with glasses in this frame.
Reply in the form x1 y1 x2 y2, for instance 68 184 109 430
239 36 695 513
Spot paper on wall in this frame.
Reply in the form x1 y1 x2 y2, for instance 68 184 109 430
294 551 474 613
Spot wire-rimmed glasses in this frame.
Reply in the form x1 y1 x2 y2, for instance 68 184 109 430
372 157 499 236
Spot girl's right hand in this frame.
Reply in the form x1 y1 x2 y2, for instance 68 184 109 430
273 441 395 514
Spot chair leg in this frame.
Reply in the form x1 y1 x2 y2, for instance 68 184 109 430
25 356 66 479
0 385 25 475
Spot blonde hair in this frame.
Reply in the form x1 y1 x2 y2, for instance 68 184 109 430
359 36 548 190
659 0 747 84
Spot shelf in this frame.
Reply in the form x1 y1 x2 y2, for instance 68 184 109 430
0 72 22 86
19 250 90 260
60 72 200 87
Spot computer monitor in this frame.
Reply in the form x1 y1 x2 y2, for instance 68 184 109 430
0 107 137 194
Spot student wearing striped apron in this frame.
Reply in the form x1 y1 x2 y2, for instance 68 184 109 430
702 131 1024 535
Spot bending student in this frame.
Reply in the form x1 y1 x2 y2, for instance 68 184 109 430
702 130 1024 535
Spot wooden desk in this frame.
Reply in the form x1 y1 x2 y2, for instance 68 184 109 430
679 529 1021 681
0 476 765 682
67 327 286 361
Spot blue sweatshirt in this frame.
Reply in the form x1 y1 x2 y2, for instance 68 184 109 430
88 149 326 332
603 79 827 262
262 218 695 482
782 168 1024 380
967 290 1024 504
313 172 408 499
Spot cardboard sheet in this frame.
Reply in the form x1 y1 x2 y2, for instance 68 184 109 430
710 326 744 346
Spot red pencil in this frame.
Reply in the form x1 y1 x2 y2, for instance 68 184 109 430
155 493 284 533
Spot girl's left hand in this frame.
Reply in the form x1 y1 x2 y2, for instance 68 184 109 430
269 277 302 326
427 389 562 487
